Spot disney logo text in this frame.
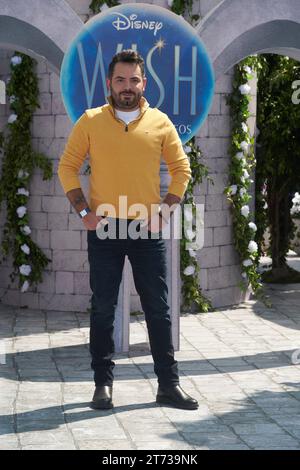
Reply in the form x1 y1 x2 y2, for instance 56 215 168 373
111 13 163 37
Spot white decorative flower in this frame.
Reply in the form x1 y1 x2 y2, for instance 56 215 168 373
186 229 195 240
21 280 30 293
11 55 22 66
241 272 248 279
19 264 31 276
17 188 29 197
184 210 193 222
229 185 238 195
291 206 297 215
292 192 300 203
239 84 251 95
167 0 174 6
248 222 257 232
243 65 252 75
188 249 197 258
291 192 300 216
240 187 247 197
20 225 31 235
183 265 195 276
18 170 29 179
100 2 109 11
243 169 250 179
16 206 27 218
248 240 258 253
9 95 16 104
241 205 250 218
235 152 244 160
243 259 253 267
242 122 248 133
8 114 17 124
21 244 30 255
240 141 250 154
184 145 191 153
263 201 268 209
190 242 201 251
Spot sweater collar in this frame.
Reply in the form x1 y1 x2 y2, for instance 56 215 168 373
105 95 150 118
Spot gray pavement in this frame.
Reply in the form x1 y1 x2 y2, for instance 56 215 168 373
1 282 300 450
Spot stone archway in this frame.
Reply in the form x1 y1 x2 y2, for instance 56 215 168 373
1 0 300 316
195 0 300 307
197 0 300 78
0 0 82 73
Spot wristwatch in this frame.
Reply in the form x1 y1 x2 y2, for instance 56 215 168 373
79 207 91 218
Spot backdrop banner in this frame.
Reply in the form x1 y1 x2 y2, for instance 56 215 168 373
60 3 214 144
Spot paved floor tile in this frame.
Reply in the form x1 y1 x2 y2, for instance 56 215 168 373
1 281 300 449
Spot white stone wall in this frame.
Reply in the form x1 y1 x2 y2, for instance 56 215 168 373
0 0 255 311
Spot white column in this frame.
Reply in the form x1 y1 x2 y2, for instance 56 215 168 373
113 160 181 353
160 161 180 352
113 256 130 353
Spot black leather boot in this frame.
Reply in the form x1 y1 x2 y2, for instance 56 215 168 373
156 385 199 410
90 385 113 409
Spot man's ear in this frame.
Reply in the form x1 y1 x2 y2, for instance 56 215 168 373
106 78 111 91
143 77 147 92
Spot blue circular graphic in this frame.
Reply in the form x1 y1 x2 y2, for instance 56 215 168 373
60 3 214 144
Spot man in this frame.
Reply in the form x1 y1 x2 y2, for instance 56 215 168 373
58 49 198 410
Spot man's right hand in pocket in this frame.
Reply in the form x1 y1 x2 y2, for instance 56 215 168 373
82 212 108 231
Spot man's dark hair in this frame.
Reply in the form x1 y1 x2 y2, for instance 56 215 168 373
108 49 145 80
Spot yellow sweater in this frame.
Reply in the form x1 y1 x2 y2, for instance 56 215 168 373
58 96 191 219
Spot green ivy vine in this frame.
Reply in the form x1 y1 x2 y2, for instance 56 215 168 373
169 0 200 25
169 1 210 311
224 56 266 301
89 0 120 14
181 138 212 312
89 0 199 23
0 53 53 295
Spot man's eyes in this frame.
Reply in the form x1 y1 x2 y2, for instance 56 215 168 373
116 79 139 82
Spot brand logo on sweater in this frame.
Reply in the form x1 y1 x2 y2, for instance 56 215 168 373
111 13 163 37
60 3 214 144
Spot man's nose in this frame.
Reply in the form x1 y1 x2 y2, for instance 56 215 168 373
122 82 133 90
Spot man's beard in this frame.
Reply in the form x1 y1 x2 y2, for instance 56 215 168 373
110 87 143 110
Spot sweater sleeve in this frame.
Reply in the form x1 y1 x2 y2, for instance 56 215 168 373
161 117 192 199
57 113 90 194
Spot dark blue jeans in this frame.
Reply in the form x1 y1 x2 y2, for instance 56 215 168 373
87 218 179 388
